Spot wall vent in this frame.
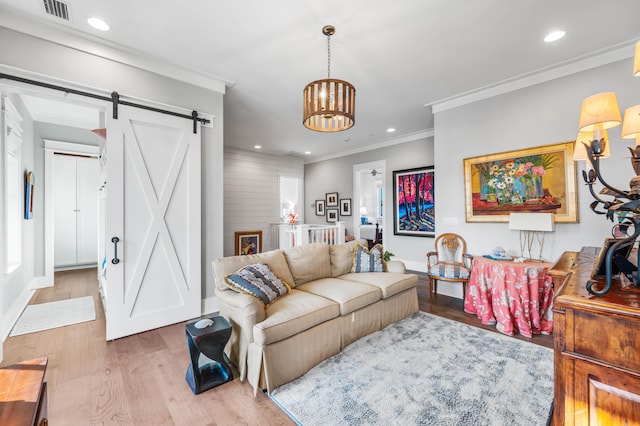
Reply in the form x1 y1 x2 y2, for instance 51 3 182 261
42 0 70 21
285 151 307 159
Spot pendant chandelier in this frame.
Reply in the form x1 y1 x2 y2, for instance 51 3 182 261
303 25 356 132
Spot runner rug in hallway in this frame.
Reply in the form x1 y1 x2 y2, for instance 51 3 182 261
270 311 553 426
10 296 96 337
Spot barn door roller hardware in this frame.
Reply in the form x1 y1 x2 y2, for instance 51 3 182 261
0 72 211 134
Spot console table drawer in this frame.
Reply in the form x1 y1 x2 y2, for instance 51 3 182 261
571 310 640 372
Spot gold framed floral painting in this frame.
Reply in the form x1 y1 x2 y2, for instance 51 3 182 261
463 141 578 223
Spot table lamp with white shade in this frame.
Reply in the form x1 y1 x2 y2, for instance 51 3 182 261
508 212 555 261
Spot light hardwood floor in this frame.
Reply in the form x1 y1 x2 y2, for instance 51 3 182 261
2 268 552 425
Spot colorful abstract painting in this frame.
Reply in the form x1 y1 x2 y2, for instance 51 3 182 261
393 166 435 237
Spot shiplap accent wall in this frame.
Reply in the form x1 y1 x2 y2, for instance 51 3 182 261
224 149 304 256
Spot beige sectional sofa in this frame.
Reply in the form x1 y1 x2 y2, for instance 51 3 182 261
212 240 419 393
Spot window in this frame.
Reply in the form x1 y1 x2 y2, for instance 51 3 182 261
279 175 302 222
3 97 23 273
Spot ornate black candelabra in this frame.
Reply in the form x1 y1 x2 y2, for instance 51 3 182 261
582 139 640 295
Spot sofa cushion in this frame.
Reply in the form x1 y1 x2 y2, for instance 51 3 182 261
254 289 339 346
283 243 331 285
297 278 382 316
352 244 386 273
329 239 363 277
339 272 418 299
213 250 296 291
225 263 291 305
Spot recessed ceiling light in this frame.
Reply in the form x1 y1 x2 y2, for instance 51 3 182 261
88 17 110 31
387 128 396 133
254 145 262 149
544 30 565 43
305 151 311 155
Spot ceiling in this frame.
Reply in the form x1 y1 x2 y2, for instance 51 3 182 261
1 0 640 162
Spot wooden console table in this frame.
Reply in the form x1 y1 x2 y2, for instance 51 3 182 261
0 357 48 426
551 248 640 425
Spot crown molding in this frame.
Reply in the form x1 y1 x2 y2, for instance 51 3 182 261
0 6 231 94
306 129 434 164
430 40 639 114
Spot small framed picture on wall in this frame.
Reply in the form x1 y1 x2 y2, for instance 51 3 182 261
326 192 339 207
315 200 325 216
340 198 352 216
326 208 339 223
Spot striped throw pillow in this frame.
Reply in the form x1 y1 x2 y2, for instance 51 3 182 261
225 263 291 305
352 244 386 273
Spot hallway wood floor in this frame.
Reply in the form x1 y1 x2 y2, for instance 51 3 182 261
2 268 552 425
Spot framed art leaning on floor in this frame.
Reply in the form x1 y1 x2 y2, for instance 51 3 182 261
235 230 262 255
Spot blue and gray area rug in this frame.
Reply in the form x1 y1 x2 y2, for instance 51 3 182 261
270 311 553 426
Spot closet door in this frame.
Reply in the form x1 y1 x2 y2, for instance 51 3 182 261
53 155 78 267
53 154 98 268
76 156 98 264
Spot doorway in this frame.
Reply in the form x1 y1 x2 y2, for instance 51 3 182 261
353 160 386 243
45 141 100 274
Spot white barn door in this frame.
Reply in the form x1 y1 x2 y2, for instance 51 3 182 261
105 105 201 340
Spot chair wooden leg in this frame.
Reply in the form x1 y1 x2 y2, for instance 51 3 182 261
429 277 433 304
462 281 467 300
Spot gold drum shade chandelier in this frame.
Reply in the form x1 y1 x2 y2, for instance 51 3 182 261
303 25 356 132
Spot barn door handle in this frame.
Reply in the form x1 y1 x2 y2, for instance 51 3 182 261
111 237 120 264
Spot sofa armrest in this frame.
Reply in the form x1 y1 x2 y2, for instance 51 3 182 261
215 287 266 330
215 287 266 382
386 260 407 274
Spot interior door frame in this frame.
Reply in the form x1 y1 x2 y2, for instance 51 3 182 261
353 160 386 241
43 140 99 284
0 78 109 289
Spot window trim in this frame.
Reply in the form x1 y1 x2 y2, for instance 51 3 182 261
3 96 23 275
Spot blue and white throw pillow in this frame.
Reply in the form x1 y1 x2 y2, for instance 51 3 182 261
352 244 386 273
225 263 291 305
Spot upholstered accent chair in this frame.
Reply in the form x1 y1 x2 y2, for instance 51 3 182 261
426 233 473 303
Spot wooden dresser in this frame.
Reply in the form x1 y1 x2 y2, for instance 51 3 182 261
549 248 640 425
0 357 48 426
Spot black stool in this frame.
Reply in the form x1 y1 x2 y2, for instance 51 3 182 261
185 314 233 394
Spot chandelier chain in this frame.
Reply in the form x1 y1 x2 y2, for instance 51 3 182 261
326 33 331 79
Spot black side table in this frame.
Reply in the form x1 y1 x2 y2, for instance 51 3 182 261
185 314 233 394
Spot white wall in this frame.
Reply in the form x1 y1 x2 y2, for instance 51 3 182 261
305 137 434 268
434 58 638 296
0 26 224 310
224 148 304 255
1 93 36 343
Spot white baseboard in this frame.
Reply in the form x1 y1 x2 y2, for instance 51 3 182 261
401 258 464 300
32 275 53 289
402 259 427 273
201 296 219 316
54 263 98 272
1 285 35 342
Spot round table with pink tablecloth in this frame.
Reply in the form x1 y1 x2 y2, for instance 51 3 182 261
463 256 554 337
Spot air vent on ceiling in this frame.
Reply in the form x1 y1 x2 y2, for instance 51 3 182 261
285 151 308 159
42 0 70 21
